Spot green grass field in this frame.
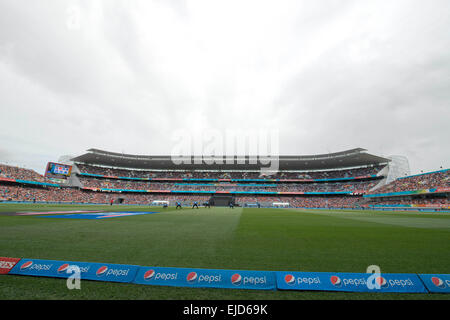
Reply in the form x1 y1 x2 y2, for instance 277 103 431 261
1 203 449 300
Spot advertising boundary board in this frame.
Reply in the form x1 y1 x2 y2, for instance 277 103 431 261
275 271 427 293
4 257 450 294
418 274 450 293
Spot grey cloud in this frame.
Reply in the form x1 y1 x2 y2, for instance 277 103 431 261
0 0 449 174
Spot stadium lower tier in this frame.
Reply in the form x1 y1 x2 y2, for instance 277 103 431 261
0 164 54 184
367 169 449 195
364 194 450 209
78 177 378 193
0 183 361 207
1 183 448 209
75 163 386 180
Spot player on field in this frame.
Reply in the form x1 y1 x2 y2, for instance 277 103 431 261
192 201 199 209
229 201 234 209
176 201 182 209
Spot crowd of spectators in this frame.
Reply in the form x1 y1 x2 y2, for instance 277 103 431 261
288 196 360 208
235 196 284 204
0 184 212 204
1 182 359 207
365 196 449 207
79 177 378 193
81 178 155 190
76 163 385 180
3 182 447 209
4 162 448 208
235 195 360 208
275 181 377 193
0 184 102 203
0 164 53 183
369 170 449 194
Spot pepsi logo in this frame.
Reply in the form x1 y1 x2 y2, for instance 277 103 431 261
96 266 108 276
186 272 198 283
330 275 341 287
376 276 388 288
231 273 242 286
431 277 446 288
144 269 155 281
57 263 70 273
20 261 33 270
284 274 296 285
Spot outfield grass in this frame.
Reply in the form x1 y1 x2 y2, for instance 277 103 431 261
0 204 449 300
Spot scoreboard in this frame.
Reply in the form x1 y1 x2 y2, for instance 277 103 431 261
45 162 72 177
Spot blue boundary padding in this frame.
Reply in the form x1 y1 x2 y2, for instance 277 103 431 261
4 257 448 293
9 258 139 283
275 271 427 293
418 274 450 293
133 266 276 290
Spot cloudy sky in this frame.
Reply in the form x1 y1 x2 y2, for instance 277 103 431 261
0 0 449 175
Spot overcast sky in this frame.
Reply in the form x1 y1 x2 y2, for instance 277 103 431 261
0 0 449 175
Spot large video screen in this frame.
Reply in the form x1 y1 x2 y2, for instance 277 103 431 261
45 162 72 178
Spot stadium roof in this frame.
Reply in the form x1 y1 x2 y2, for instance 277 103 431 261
71 148 390 171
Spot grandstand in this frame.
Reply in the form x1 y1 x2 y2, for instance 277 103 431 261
69 148 389 208
364 169 450 210
0 148 448 210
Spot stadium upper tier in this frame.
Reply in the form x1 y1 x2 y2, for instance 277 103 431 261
71 148 390 171
75 163 386 181
0 164 55 185
365 169 449 197
78 177 378 193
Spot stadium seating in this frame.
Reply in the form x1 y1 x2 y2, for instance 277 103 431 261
364 197 449 207
78 177 378 193
76 163 385 180
0 162 448 209
0 164 54 183
367 169 449 194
